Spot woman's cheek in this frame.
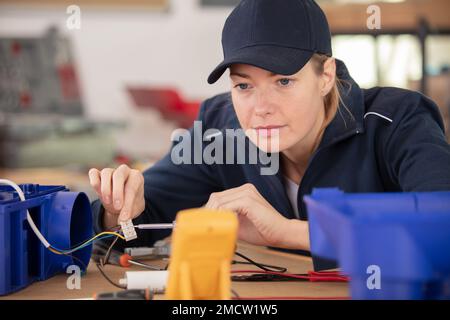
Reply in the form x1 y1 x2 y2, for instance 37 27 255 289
236 111 251 131
285 106 315 141
235 107 253 131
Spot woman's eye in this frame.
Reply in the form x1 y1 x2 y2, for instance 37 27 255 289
235 83 249 90
278 78 292 86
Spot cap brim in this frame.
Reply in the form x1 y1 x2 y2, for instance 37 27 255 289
207 45 314 84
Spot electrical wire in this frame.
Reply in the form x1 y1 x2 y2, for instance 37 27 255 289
0 179 124 256
95 262 126 289
231 288 240 299
61 249 89 273
231 269 349 300
0 179 52 248
234 251 287 273
231 270 349 282
102 236 120 266
71 234 116 249
96 235 127 289
50 232 125 255
49 234 114 254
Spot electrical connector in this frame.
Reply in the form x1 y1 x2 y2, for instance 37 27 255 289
120 220 137 241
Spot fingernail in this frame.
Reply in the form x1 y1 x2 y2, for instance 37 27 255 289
114 200 121 210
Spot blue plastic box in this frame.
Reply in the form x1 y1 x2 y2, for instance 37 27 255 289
0 184 93 295
304 188 450 300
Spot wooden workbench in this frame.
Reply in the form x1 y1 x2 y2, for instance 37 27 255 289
0 243 349 300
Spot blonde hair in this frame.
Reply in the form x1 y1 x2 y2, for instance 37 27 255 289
310 53 353 130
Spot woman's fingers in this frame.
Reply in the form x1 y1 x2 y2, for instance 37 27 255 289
209 194 252 214
88 168 101 195
205 183 260 209
89 165 146 230
205 185 253 209
112 164 130 211
119 169 144 221
204 183 288 247
119 184 136 222
100 168 114 205
208 195 271 245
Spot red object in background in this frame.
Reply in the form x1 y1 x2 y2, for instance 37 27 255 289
114 153 132 165
19 91 31 109
57 64 81 100
127 87 201 129
11 41 21 56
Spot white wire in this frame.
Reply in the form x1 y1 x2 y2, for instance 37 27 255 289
0 179 51 248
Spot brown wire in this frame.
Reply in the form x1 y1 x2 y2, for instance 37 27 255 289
101 236 119 267
96 234 127 289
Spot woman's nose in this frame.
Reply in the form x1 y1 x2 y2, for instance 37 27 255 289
253 91 274 117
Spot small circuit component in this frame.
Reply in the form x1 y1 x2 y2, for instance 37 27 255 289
124 240 171 258
120 219 137 241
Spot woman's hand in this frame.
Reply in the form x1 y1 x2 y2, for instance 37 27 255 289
204 183 309 250
88 164 146 230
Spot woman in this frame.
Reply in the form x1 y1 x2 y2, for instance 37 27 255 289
89 0 450 269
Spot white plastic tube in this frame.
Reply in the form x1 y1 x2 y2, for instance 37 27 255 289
0 179 50 248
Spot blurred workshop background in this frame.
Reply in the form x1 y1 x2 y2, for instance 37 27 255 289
0 0 449 197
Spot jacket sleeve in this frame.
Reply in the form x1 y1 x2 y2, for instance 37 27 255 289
92 99 223 250
384 93 450 191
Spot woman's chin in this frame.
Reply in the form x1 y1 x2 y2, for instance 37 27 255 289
255 139 287 154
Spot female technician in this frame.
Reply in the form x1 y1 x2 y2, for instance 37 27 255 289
88 0 450 269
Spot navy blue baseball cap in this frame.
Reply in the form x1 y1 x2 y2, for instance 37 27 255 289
207 0 332 84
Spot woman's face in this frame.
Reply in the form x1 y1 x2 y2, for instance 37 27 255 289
229 59 332 154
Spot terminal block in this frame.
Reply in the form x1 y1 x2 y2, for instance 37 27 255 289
120 219 137 241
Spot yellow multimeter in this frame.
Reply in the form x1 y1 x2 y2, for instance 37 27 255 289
165 208 238 300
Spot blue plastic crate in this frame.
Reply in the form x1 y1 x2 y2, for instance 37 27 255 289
0 184 92 295
304 188 450 300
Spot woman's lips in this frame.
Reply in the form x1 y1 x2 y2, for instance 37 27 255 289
252 125 286 137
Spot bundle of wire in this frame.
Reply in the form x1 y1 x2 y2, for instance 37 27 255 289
48 231 125 255
0 179 124 256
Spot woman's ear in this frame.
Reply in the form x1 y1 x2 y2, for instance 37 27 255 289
320 57 336 97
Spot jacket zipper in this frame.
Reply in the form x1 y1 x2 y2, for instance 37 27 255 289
296 128 362 219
